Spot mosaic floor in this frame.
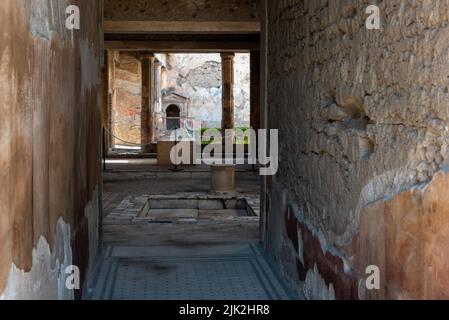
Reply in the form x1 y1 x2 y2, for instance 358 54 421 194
87 243 294 300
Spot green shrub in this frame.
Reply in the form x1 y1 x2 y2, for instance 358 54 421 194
198 127 251 145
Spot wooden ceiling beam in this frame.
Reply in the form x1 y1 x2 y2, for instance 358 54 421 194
104 40 259 52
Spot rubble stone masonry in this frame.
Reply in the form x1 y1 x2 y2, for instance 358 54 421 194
266 0 449 299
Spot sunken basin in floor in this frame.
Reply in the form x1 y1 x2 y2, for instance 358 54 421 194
138 195 257 221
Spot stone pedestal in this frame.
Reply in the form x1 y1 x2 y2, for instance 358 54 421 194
210 165 236 192
157 141 193 166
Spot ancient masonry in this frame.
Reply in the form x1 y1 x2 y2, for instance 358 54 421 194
265 0 449 299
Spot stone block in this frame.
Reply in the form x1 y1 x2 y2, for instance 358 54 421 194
149 199 198 209
198 199 224 210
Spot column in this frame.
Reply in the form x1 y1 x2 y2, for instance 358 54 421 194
154 60 163 113
161 66 167 91
101 50 110 162
221 53 235 131
250 51 261 131
107 50 118 149
140 53 155 153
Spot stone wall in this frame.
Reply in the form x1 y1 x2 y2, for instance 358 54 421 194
112 53 142 146
0 0 102 299
104 0 260 21
163 53 250 128
265 0 449 299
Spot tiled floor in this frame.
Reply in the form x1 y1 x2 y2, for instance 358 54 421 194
87 244 294 300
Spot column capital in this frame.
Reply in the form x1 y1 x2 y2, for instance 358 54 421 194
154 59 164 68
137 52 156 61
220 52 235 59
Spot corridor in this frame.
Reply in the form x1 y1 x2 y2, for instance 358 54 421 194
2 0 449 302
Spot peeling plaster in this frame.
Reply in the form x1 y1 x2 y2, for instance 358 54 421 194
84 187 99 273
276 182 344 260
0 218 73 300
334 167 423 248
80 38 100 92
30 0 53 40
0 0 102 300
267 0 449 243
303 265 336 300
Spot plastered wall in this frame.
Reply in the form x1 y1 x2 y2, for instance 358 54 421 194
0 0 103 299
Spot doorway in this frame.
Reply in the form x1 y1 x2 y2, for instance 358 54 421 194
166 104 181 130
